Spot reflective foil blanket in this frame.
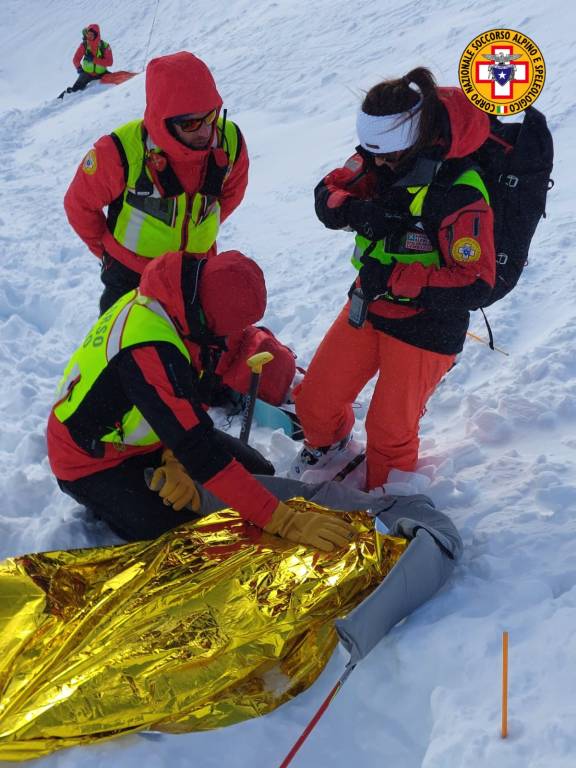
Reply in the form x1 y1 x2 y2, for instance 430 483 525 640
0 501 407 761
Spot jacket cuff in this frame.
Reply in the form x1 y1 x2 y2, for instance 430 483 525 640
203 459 278 528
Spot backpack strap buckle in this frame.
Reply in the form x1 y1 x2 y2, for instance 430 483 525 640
499 173 519 188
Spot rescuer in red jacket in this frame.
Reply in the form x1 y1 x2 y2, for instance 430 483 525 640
59 24 113 97
291 67 496 489
48 249 353 551
64 51 249 314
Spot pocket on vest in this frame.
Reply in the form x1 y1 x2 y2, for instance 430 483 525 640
125 192 177 227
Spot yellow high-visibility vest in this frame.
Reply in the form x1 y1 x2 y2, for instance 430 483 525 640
108 118 240 259
53 292 190 448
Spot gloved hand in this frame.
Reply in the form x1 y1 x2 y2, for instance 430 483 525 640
200 148 229 197
84 51 94 62
314 181 352 230
347 199 411 242
359 257 396 302
76 67 84 74
264 501 354 552
149 449 200 512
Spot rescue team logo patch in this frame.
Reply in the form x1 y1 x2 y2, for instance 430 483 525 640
458 29 545 115
82 149 97 175
405 231 433 251
452 237 481 263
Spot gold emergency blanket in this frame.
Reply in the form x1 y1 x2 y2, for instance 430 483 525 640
0 501 407 761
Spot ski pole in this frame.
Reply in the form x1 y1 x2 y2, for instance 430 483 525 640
278 663 356 768
239 352 274 444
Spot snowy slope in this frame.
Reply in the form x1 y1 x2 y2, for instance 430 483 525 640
1 1 575 766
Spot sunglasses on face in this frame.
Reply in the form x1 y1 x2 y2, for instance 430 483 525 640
357 145 409 164
170 109 218 133
371 149 409 164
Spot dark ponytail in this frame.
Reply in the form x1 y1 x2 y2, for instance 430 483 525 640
361 67 445 158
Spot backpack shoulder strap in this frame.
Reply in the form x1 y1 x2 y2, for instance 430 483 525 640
421 157 485 248
428 157 477 198
112 123 155 196
109 132 129 184
453 167 489 204
232 123 243 164
219 117 242 165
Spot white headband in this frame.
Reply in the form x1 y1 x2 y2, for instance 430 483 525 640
356 95 423 154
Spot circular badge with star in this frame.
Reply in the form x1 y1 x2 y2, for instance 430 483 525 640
452 237 481 263
458 29 545 115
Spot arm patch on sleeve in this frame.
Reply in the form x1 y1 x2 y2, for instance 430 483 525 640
451 237 482 263
82 149 98 175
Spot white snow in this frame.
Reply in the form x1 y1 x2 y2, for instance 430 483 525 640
1 1 574 766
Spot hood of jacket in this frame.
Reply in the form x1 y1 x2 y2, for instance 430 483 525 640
437 87 490 159
138 250 266 341
83 24 101 55
144 52 223 165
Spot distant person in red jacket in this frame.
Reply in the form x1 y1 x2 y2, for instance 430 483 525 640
64 51 249 314
60 24 113 97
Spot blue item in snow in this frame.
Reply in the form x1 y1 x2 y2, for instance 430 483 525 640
253 400 304 440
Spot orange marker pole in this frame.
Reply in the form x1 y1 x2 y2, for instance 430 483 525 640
466 331 509 356
501 630 509 738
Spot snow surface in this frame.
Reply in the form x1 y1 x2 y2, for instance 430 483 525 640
1 0 575 766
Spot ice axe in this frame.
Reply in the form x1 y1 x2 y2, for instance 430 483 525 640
239 352 274 444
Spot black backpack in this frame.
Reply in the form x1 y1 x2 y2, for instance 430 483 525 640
423 106 554 309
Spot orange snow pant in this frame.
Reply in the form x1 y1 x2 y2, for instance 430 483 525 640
293 304 455 489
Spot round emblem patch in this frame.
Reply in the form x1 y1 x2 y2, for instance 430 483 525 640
452 237 481 263
82 148 98 175
458 29 545 115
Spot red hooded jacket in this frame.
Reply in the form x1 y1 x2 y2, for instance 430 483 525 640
64 52 248 273
47 251 278 528
72 24 113 72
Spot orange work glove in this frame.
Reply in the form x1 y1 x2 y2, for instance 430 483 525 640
264 501 354 552
149 449 200 512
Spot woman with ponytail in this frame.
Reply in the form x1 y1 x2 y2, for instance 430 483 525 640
290 68 496 490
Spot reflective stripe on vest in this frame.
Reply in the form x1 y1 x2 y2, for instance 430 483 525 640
53 293 190 448
82 42 109 74
351 168 489 270
110 118 239 259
